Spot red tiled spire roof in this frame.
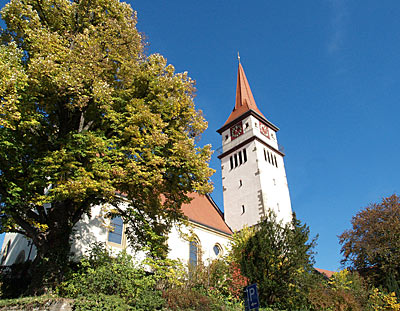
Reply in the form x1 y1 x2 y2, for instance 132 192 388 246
222 62 266 127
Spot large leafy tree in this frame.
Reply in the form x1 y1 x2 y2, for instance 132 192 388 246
339 194 400 296
240 211 318 309
0 0 213 292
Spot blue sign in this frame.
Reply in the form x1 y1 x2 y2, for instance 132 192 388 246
244 283 259 311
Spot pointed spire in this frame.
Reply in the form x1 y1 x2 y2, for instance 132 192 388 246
222 61 266 127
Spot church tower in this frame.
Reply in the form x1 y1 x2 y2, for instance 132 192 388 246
217 61 292 232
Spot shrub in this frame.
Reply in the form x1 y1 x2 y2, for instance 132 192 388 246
369 288 400 311
73 294 131 311
58 243 164 310
0 261 32 298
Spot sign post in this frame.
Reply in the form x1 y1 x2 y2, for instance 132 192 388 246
244 283 259 311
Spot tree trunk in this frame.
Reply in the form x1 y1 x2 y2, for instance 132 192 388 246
27 222 73 295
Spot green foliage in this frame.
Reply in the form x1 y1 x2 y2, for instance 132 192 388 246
57 243 245 310
0 261 32 298
162 287 225 311
239 211 317 309
308 270 371 310
0 0 213 291
58 244 164 310
73 294 131 311
183 258 246 306
339 194 400 296
228 225 256 264
369 288 400 311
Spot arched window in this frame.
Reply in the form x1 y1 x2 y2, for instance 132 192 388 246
189 239 199 268
108 216 124 245
213 244 222 257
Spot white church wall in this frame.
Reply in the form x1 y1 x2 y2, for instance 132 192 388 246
0 233 36 266
0 203 231 267
221 139 262 232
220 112 293 232
255 140 292 224
167 223 231 265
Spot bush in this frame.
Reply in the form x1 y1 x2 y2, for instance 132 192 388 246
162 287 220 311
58 243 164 310
73 294 131 311
0 261 32 298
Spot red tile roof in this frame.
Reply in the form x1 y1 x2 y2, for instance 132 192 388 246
315 268 335 278
222 62 266 127
181 193 233 235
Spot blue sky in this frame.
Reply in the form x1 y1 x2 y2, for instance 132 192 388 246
130 0 400 271
1 1 400 272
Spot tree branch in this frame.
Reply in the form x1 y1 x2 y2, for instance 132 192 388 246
78 112 85 133
11 211 40 245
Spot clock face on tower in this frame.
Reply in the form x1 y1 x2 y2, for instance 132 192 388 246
230 122 243 140
260 122 270 139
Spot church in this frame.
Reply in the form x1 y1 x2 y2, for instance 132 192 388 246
0 62 293 268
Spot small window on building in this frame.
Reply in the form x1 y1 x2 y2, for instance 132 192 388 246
239 151 243 165
234 154 238 167
213 244 222 257
264 149 267 161
274 155 278 168
108 216 124 245
243 149 247 162
230 156 233 170
245 122 249 128
189 240 199 268
239 179 242 187
225 134 229 140
241 205 245 214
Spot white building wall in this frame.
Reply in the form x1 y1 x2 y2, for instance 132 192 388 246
221 114 292 232
168 223 231 264
0 205 231 266
221 139 262 232
255 140 292 224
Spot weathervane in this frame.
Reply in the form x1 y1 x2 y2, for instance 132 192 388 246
237 52 241 63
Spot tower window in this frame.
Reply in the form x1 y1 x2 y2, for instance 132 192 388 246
228 149 247 170
267 151 271 163
241 205 245 214
239 179 242 187
274 155 278 168
225 135 229 140
264 149 267 161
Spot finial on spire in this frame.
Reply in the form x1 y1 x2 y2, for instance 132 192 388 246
237 52 240 63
